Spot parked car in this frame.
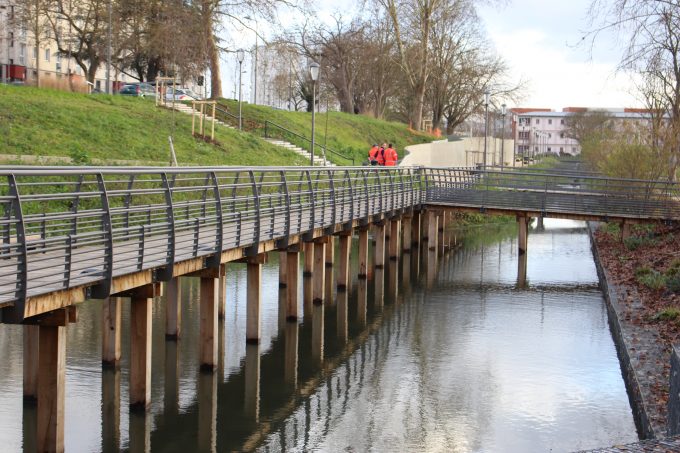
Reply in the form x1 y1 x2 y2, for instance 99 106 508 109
118 82 156 97
165 87 200 101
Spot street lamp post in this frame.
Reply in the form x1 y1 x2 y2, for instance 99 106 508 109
237 49 245 131
483 89 490 168
500 104 506 170
309 62 320 166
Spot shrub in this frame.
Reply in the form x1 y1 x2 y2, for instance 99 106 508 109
624 236 657 251
635 266 666 290
667 276 680 294
653 307 680 321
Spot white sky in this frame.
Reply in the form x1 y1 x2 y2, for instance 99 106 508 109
218 0 642 111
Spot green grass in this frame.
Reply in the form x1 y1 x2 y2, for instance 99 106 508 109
652 307 680 321
635 266 667 290
0 85 307 166
217 99 435 165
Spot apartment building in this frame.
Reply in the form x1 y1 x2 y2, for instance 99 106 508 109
0 0 132 91
512 108 657 158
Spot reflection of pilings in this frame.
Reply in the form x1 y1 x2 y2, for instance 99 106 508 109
373 222 386 269
427 248 438 288
244 344 261 421
402 252 411 287
165 278 181 340
357 228 369 279
163 338 179 416
102 297 123 367
198 371 218 452
23 324 39 401
312 304 325 364
102 368 121 453
312 240 326 305
410 243 420 279
387 262 398 301
22 396 36 453
284 322 298 389
337 233 351 291
129 410 150 453
336 291 348 344
357 278 368 326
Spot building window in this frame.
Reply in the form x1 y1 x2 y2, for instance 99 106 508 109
548 133 552 138
19 44 25 64
560 132 565 138
535 118 540 125
560 119 565 125
560 147 564 153
548 119 552 125
96 80 101 90
519 117 530 126
534 146 538 152
547 147 552 152
518 131 530 140
572 147 576 153
45 48 50 62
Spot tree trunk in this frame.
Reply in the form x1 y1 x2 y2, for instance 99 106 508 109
202 2 221 99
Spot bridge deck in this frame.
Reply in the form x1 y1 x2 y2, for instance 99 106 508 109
0 166 677 321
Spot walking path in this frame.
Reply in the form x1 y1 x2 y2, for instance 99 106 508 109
578 436 680 452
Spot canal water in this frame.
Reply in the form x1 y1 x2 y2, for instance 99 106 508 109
0 219 638 452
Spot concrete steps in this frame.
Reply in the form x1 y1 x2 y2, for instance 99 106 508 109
164 103 335 166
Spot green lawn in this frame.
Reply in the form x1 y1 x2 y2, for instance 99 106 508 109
217 99 436 165
0 85 306 166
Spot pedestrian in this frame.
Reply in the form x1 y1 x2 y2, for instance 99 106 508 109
377 143 387 166
368 144 380 165
384 143 398 166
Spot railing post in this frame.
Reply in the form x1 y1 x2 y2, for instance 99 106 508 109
207 172 223 267
89 173 114 299
345 170 355 224
280 170 291 240
247 170 261 256
305 170 315 233
327 169 336 228
7 174 27 321
157 173 176 281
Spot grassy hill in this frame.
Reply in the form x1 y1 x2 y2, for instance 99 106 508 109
0 85 306 166
217 99 436 165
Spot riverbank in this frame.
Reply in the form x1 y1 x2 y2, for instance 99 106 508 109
589 221 680 438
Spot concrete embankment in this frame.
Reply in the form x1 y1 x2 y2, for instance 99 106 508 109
401 136 514 167
588 222 667 439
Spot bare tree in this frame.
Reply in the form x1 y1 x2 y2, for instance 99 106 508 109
14 0 51 86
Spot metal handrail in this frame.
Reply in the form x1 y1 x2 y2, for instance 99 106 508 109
0 165 678 319
264 120 355 165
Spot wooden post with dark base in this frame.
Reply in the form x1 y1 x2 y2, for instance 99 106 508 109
129 285 155 410
358 227 369 279
312 240 326 304
402 216 412 253
246 254 266 344
374 222 386 269
286 248 300 320
337 232 351 291
389 219 401 261
518 215 529 256
37 319 67 453
279 251 287 288
199 270 220 371
427 211 438 252
102 297 123 367
303 242 314 277
411 212 421 247
165 278 181 340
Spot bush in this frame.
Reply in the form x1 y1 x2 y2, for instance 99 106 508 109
635 266 667 290
653 307 680 321
624 236 657 251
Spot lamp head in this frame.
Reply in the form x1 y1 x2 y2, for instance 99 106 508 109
237 49 245 63
484 89 490 105
501 103 507 115
310 62 320 82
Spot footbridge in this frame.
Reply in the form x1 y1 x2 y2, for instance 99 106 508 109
2 164 678 451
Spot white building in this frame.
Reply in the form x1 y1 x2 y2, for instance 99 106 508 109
513 108 657 158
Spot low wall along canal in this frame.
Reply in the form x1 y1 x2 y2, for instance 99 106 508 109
0 218 642 451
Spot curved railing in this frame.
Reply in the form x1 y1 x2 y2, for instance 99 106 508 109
0 165 678 313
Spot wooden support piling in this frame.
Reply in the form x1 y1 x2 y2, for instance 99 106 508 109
389 219 401 260
438 212 445 256
411 212 421 246
325 235 335 267
218 265 227 319
130 288 153 409
373 269 384 309
312 240 326 304
102 297 122 367
337 233 352 291
37 323 66 453
199 276 218 371
427 211 438 252
165 278 181 340
247 258 263 344
23 325 39 401
286 250 300 320
279 251 287 288
374 223 386 269
358 228 369 279
303 242 314 277
518 215 529 256
402 216 412 253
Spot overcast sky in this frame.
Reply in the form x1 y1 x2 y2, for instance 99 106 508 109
220 0 641 111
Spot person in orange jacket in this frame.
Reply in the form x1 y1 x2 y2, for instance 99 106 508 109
368 144 380 165
384 143 398 166
376 143 387 166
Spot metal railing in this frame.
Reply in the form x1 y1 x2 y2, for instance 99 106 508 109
0 165 678 315
264 121 356 166
0 166 421 314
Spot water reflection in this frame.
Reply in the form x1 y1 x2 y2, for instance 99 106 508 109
0 221 637 452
